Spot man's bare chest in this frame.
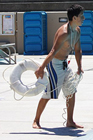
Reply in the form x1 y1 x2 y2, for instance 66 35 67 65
65 32 77 50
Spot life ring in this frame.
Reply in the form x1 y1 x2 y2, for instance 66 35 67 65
10 59 49 97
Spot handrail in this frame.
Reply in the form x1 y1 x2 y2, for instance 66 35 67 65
0 43 17 64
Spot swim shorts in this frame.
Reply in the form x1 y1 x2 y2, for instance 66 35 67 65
42 58 77 99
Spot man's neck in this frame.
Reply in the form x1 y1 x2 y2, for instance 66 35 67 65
69 22 77 32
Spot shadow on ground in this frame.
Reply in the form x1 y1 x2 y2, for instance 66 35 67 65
10 127 85 137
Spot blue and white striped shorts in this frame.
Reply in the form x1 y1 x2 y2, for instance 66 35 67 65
42 58 77 99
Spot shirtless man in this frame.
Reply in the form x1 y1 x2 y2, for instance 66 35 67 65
32 4 85 129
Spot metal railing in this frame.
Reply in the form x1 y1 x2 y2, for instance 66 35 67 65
0 43 17 64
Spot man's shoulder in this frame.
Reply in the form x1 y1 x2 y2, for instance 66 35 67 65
57 23 68 35
60 23 68 31
54 23 68 41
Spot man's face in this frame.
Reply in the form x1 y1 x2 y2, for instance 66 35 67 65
76 11 85 26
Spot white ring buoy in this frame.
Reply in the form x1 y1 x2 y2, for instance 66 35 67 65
10 59 49 97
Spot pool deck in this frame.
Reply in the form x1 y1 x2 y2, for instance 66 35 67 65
0 54 93 140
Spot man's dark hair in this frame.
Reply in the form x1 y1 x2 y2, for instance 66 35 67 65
67 4 84 21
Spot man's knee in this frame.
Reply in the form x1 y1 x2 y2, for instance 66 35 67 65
41 98 50 103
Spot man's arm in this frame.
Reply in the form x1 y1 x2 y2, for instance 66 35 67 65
74 37 83 74
35 33 66 79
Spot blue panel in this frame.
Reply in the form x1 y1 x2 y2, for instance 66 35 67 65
80 11 93 55
25 44 42 52
24 13 41 20
80 35 93 42
24 20 41 27
82 19 93 26
25 27 41 35
80 26 93 34
84 11 93 19
23 11 47 55
25 35 42 43
81 43 93 52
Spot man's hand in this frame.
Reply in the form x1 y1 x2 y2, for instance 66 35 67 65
35 67 44 79
77 67 84 75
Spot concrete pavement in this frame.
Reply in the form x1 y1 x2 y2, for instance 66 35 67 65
0 55 93 140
